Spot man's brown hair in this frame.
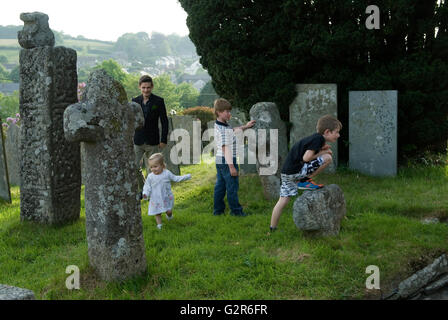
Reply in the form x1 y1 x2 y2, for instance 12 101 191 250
316 114 342 134
139 75 153 86
213 98 232 117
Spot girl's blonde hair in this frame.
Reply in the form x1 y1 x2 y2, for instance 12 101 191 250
148 153 166 168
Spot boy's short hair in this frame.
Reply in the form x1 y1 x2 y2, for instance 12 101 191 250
214 98 232 117
148 153 166 168
316 115 342 134
139 75 153 86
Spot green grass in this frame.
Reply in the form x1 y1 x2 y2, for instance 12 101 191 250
0 156 447 300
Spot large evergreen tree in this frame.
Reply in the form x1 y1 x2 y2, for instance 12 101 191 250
179 0 448 159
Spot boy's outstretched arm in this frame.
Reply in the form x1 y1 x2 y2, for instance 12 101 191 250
233 120 256 134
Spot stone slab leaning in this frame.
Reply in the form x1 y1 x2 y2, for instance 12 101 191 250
0 284 35 300
5 123 21 186
64 69 147 282
293 184 346 237
18 12 81 224
387 254 448 300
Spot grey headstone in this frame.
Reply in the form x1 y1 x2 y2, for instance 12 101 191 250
249 102 288 200
0 284 35 300
5 123 21 186
293 184 346 237
64 69 147 282
290 84 338 172
18 12 55 49
349 91 397 176
19 22 80 224
0 122 11 203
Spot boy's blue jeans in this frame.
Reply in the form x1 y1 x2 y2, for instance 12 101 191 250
213 157 244 215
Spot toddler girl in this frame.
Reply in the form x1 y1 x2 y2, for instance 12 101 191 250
142 153 191 229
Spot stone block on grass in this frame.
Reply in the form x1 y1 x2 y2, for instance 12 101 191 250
293 184 346 237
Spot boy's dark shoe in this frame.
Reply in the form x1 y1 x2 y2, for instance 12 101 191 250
297 178 323 190
213 212 224 216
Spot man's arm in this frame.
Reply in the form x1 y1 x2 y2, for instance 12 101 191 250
159 98 169 147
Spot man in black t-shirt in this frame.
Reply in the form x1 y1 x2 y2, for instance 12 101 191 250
269 115 342 232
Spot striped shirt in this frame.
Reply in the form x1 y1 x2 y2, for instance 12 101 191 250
214 120 237 159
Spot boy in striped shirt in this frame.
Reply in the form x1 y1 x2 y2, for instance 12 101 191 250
213 98 255 216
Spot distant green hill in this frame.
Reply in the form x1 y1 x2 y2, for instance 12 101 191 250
0 25 197 66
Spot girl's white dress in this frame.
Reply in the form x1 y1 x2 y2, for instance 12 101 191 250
142 169 191 215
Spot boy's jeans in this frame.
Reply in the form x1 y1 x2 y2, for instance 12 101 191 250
213 157 244 215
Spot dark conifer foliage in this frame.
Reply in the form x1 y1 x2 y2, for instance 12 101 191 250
179 0 448 159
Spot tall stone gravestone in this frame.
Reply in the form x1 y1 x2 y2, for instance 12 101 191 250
349 91 397 176
250 102 288 200
5 123 21 186
0 120 11 203
289 84 338 172
64 70 147 281
18 12 81 224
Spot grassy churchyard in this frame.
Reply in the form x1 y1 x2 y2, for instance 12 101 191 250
0 155 447 300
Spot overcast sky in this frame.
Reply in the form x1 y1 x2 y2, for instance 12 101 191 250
0 0 189 41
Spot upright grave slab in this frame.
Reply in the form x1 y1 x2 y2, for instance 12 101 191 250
18 12 80 224
5 123 21 186
64 70 147 281
0 121 11 203
349 91 397 176
289 84 338 172
249 102 288 200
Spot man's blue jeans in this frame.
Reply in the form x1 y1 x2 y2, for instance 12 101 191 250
213 157 244 215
